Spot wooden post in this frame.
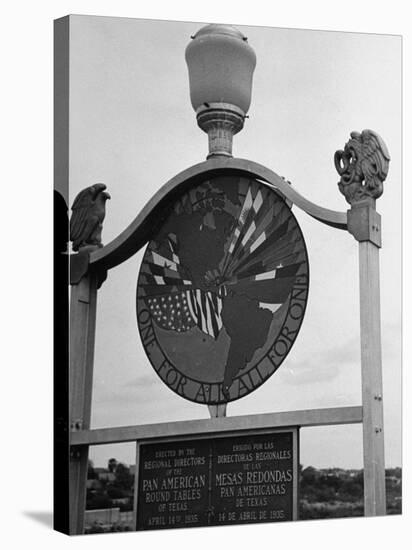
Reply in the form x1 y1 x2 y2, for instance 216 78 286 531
358 239 386 515
133 443 141 531
348 201 386 516
335 129 390 516
69 268 98 534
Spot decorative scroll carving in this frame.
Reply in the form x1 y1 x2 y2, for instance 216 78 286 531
70 184 110 251
334 130 390 205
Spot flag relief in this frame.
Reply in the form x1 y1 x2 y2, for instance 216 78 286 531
137 175 309 402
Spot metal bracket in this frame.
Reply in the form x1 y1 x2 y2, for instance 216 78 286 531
70 251 90 285
207 404 227 418
70 447 82 460
70 251 107 288
347 202 381 247
70 418 83 431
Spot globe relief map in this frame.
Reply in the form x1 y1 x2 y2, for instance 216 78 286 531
137 175 309 404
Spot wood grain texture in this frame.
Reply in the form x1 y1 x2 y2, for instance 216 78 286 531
359 241 386 515
70 406 363 446
69 273 98 534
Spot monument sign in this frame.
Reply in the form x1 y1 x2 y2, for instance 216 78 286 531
137 429 298 529
58 16 393 535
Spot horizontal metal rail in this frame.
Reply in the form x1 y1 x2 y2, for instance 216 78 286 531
70 406 362 446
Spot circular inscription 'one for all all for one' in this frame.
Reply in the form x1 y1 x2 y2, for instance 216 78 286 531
136 175 309 404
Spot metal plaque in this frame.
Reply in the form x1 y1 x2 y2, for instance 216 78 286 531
136 429 298 530
137 175 309 403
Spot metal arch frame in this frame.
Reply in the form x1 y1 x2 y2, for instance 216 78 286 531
88 157 347 273
69 155 386 534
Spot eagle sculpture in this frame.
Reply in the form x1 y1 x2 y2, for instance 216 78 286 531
334 129 390 205
70 183 110 251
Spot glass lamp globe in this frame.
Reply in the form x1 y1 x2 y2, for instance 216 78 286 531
185 24 256 158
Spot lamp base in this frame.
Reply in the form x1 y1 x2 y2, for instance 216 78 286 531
196 103 245 158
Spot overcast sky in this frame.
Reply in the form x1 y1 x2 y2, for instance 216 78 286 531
64 15 401 470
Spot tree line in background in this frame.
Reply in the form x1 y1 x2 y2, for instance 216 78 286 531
87 458 134 512
299 465 401 519
86 460 402 520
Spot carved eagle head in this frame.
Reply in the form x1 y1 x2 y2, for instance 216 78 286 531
334 129 390 205
92 183 111 203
